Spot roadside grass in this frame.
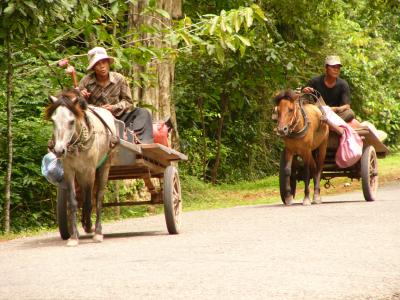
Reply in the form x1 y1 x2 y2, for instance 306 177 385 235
1 152 399 241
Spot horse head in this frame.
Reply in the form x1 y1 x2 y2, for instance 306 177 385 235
273 90 299 137
45 89 88 157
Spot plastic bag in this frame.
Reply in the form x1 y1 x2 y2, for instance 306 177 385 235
41 152 64 185
335 125 363 168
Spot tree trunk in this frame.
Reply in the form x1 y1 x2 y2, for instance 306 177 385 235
197 97 208 181
210 93 229 185
3 32 13 233
128 0 182 149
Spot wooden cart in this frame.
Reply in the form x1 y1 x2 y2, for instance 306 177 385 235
279 125 389 203
57 120 187 239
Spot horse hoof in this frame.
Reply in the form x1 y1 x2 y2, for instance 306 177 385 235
302 199 311 206
312 197 322 204
284 196 293 206
93 234 103 243
67 239 79 247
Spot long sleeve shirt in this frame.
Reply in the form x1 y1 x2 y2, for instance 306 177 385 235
79 71 133 117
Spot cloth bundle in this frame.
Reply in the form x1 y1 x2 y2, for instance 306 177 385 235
322 106 363 168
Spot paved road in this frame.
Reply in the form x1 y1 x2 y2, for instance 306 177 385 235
1 183 399 300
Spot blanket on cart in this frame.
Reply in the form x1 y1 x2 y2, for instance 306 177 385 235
323 106 363 168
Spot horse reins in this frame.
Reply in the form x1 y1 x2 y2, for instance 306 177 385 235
285 97 310 139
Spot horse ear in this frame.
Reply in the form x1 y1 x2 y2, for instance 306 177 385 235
48 95 58 103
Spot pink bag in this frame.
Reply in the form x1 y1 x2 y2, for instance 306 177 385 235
335 125 363 168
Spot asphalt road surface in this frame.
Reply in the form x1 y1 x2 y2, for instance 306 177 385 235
0 183 399 300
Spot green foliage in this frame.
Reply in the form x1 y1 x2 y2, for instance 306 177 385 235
0 53 57 232
320 3 400 148
175 0 400 185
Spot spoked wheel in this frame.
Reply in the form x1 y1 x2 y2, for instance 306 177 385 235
57 185 71 240
279 150 297 204
163 166 182 234
361 145 378 201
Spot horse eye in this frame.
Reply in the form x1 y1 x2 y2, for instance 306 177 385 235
69 120 75 126
288 108 294 113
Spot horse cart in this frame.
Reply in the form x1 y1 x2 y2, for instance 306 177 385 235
57 119 187 240
279 125 389 203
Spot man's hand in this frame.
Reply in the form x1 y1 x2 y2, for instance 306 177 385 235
333 104 350 113
80 89 91 100
102 104 113 112
302 87 314 93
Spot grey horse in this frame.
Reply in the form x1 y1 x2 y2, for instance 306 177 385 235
46 89 117 246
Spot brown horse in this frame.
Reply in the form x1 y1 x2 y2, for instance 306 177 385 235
45 89 117 246
274 90 329 205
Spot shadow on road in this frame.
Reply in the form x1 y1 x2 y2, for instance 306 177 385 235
253 199 366 209
18 230 166 249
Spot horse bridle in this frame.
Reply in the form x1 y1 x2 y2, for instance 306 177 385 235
284 97 310 139
66 114 95 153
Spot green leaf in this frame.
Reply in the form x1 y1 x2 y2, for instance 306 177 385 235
37 14 44 24
220 11 227 32
189 34 205 45
18 7 27 17
235 34 251 47
24 1 38 10
111 2 119 16
225 39 236 52
215 44 225 64
4 3 16 15
251 4 267 21
245 8 253 28
209 16 219 35
207 44 215 55
239 44 246 57
180 32 192 46
155 8 170 19
232 11 242 33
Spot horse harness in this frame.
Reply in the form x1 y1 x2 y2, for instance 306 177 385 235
282 93 327 139
285 97 310 139
49 107 119 168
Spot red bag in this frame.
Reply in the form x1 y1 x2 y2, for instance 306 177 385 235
335 125 363 168
153 122 170 146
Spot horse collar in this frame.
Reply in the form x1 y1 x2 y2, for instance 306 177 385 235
67 113 95 153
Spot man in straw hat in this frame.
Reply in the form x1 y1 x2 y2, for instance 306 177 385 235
78 47 133 117
75 46 153 143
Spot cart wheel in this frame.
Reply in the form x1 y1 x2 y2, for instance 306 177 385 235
163 166 182 234
57 185 71 240
361 145 378 201
279 150 297 204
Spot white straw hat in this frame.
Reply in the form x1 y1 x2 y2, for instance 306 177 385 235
87 47 114 71
325 55 342 66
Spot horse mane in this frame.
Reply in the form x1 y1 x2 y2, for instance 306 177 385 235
273 89 298 105
45 88 88 120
